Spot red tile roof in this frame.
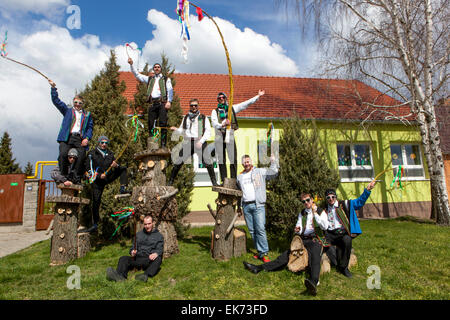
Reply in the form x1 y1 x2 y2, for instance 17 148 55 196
119 72 411 122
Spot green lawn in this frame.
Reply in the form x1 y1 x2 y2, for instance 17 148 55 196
0 218 449 300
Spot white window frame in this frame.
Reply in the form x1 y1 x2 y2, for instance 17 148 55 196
337 143 374 182
390 143 425 181
192 151 220 187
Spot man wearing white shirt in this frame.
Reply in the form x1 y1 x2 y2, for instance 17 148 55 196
168 99 218 186
128 58 173 148
211 90 265 183
324 181 375 278
242 192 329 296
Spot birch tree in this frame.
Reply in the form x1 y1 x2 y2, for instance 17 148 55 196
277 0 449 225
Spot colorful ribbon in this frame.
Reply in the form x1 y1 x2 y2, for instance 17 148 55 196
110 207 135 239
1 31 7 58
390 165 404 189
125 114 144 142
267 122 274 148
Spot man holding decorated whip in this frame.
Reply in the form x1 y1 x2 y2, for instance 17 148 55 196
128 57 173 149
49 79 93 183
243 192 329 296
211 90 265 183
79 136 130 234
168 98 218 187
324 180 376 278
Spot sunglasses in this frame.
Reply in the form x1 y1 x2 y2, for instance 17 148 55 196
100 141 109 145
301 198 311 204
190 104 199 107
326 195 336 200
217 96 226 100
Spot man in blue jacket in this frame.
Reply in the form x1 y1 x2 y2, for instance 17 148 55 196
324 180 376 278
49 79 93 181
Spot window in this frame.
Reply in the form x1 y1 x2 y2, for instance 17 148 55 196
337 143 374 181
390 144 425 179
193 147 219 187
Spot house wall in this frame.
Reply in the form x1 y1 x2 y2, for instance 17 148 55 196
187 119 432 219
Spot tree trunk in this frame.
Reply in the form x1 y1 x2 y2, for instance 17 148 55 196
211 178 245 261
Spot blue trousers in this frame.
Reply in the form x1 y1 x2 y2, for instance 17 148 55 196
243 203 269 257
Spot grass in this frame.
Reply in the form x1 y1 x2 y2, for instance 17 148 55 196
0 218 449 300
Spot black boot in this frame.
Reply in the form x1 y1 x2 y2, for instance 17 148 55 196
304 279 317 296
160 129 168 149
206 165 218 186
243 261 262 274
168 165 181 186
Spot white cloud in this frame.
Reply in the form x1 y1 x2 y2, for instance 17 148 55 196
1 9 300 171
132 9 299 77
0 0 69 16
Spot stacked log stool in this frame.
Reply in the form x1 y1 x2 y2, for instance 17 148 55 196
46 184 90 266
208 178 247 261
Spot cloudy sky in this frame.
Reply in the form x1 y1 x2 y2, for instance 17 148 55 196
0 0 320 170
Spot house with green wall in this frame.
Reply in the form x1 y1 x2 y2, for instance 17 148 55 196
120 72 431 220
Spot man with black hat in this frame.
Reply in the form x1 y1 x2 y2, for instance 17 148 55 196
211 89 265 183
128 58 173 149
79 136 130 233
242 192 329 296
51 148 81 186
324 180 376 278
168 98 218 186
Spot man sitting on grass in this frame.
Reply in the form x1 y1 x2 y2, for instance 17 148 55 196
106 215 164 283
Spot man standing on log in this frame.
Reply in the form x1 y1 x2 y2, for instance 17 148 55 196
243 193 329 296
78 136 130 234
168 98 218 186
324 180 376 278
106 215 164 283
128 58 173 149
237 154 278 262
211 90 265 183
50 148 81 186
49 79 93 182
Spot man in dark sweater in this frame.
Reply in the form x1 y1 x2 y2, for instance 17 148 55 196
79 135 130 233
106 215 164 282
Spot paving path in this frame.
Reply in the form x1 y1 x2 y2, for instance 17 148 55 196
0 231 51 258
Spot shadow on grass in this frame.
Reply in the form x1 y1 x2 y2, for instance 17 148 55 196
180 235 211 253
393 216 436 225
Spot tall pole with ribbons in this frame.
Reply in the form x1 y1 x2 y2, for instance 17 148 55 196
176 1 234 140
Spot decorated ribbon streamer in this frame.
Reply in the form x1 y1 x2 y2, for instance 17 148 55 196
175 2 234 128
1 30 50 80
1 31 7 57
390 165 404 189
267 122 274 148
125 114 145 142
110 207 135 239
104 111 142 176
125 42 143 70
86 154 99 184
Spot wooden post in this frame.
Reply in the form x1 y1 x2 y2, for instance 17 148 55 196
47 184 90 266
210 178 246 261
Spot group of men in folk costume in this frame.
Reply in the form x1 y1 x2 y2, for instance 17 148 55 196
49 55 377 291
243 181 376 296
